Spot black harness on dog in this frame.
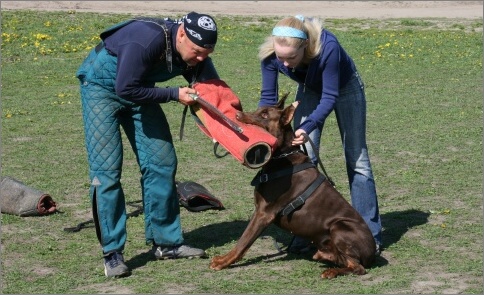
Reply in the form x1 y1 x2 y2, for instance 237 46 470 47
250 161 315 186
279 174 326 216
250 134 336 216
250 152 326 216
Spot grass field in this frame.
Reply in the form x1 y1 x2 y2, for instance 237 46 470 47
1 10 483 294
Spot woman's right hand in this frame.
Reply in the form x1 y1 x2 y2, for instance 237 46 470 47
292 129 308 146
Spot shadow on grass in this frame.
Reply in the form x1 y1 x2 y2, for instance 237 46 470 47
373 208 430 268
125 208 430 271
380 208 430 248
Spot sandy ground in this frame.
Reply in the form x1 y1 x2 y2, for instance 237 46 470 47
1 1 483 19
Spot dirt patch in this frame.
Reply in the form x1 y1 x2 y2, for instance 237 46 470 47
1 1 483 19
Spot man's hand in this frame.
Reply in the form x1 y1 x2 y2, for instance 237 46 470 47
178 87 198 106
292 129 308 146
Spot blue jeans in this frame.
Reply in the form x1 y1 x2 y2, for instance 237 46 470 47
293 72 382 246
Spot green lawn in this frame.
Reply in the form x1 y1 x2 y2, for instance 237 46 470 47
1 10 482 294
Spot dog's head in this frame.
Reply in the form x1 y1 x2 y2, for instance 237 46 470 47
236 93 298 148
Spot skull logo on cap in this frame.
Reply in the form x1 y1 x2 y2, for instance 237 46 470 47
198 16 216 31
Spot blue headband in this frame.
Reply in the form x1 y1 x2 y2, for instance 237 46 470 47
272 26 307 39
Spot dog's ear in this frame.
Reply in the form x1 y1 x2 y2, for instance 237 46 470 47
280 101 298 126
276 92 291 109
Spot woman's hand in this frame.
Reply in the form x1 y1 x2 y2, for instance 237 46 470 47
292 129 308 146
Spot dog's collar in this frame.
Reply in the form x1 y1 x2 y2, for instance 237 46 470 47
271 149 301 159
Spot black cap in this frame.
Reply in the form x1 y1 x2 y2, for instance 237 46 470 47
183 12 218 49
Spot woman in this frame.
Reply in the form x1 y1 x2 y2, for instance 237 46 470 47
258 15 382 255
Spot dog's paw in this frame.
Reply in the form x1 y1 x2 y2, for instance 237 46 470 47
321 269 338 279
209 256 226 270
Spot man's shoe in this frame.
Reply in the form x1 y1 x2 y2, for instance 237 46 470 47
152 244 207 259
287 236 316 254
103 252 130 278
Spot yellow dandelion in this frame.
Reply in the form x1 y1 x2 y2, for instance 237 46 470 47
34 33 51 40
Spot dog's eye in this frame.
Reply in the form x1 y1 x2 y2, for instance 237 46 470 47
261 111 268 119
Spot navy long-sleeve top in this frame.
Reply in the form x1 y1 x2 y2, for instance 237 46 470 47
259 29 357 134
102 19 218 104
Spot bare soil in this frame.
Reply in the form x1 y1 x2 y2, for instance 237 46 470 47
1 1 483 19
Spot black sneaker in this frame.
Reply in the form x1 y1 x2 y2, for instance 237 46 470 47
375 244 383 257
287 236 316 254
103 252 130 278
152 244 207 259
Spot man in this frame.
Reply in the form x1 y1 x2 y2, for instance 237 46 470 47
76 12 220 278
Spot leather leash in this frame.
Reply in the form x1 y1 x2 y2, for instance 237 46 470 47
301 133 335 187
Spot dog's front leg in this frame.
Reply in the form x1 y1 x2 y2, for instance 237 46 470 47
210 211 273 270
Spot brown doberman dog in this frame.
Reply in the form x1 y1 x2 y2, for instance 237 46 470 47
209 94 376 279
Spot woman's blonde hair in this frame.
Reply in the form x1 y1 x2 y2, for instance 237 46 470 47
258 16 323 62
